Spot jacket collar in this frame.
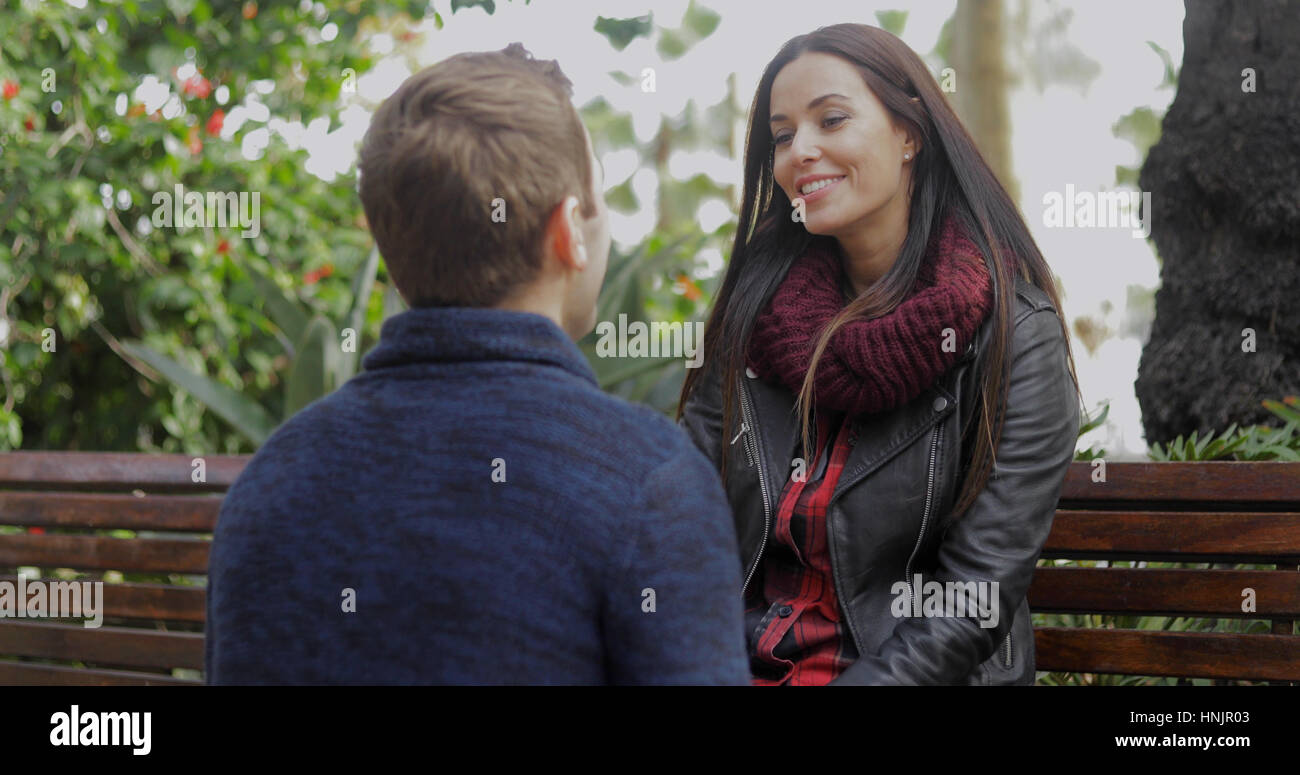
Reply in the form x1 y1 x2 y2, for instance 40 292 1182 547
742 365 960 505
361 306 597 386
742 274 1034 505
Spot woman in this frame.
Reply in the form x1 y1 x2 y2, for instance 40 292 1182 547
678 23 1083 685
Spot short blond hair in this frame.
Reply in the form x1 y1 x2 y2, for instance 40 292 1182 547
359 43 597 308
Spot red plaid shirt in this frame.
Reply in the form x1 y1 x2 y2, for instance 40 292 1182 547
744 410 859 685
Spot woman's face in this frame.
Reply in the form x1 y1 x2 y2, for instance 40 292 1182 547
768 52 916 238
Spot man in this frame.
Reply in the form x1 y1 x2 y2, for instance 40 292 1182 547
205 43 749 684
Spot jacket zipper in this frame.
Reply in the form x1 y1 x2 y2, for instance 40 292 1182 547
1002 630 1013 668
826 425 865 654
730 423 751 459
903 424 942 611
736 376 773 596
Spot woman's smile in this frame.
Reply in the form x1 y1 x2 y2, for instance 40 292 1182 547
797 174 847 203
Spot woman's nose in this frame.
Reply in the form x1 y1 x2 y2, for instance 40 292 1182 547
790 130 822 164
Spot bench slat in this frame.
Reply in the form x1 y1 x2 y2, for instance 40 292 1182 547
1059 461 1300 506
0 661 198 686
0 576 205 622
0 491 220 532
1028 567 1300 617
0 453 247 493
1043 510 1300 561
0 534 210 574
0 620 204 670
1034 627 1300 681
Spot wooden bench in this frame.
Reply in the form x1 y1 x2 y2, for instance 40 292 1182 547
2 453 1297 684
1031 461 1300 684
0 452 247 685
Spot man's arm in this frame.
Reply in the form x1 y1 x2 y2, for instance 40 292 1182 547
601 443 750 685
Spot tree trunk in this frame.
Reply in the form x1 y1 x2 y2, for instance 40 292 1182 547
950 0 1018 203
1135 0 1300 447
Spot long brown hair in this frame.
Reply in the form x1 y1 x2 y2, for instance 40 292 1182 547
677 23 1082 521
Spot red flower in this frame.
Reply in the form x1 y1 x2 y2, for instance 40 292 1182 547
303 263 334 285
24 115 35 131
675 273 702 302
2 80 17 100
187 125 202 156
206 108 225 136
217 239 230 254
26 527 45 535
181 73 212 99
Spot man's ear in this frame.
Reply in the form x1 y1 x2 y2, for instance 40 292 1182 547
546 195 587 271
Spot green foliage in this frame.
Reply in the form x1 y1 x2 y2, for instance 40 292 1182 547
593 14 654 51
0 0 518 453
657 1 721 61
1074 398 1109 461
1147 40 1180 90
581 3 734 415
115 247 392 445
1147 396 1300 461
875 10 909 37
1113 106 1163 188
1113 41 1179 189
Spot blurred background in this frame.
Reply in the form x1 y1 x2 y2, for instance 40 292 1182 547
1 0 1297 464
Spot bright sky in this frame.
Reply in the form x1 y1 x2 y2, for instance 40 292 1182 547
249 0 1186 459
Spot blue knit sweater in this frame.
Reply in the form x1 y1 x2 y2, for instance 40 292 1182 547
205 306 749 685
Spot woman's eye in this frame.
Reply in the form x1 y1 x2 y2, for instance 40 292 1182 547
773 115 845 147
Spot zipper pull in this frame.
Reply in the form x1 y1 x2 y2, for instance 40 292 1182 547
730 423 748 445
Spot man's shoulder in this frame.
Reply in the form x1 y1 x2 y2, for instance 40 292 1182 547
578 386 704 467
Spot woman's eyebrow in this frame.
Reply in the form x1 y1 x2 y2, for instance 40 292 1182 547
770 93 849 123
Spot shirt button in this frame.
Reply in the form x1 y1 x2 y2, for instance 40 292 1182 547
745 367 758 379
933 396 949 412
778 605 794 617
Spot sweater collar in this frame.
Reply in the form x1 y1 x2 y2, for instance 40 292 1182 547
361 306 597 386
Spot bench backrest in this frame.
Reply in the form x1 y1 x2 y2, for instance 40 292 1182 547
0 452 247 685
1031 461 1300 683
2 454 1297 684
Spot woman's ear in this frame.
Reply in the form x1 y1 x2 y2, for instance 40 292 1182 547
904 97 923 158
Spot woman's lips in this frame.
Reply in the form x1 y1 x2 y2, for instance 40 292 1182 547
798 175 846 204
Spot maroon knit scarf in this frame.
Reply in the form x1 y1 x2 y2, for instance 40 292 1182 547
746 213 1009 416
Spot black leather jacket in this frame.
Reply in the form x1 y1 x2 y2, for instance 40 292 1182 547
679 275 1080 685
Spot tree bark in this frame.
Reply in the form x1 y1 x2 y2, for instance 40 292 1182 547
950 0 1018 203
1135 0 1300 447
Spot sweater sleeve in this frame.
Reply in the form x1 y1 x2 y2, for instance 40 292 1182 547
600 441 751 685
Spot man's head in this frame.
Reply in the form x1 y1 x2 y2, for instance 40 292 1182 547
359 43 609 339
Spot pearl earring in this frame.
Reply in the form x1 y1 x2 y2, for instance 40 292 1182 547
904 152 912 160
